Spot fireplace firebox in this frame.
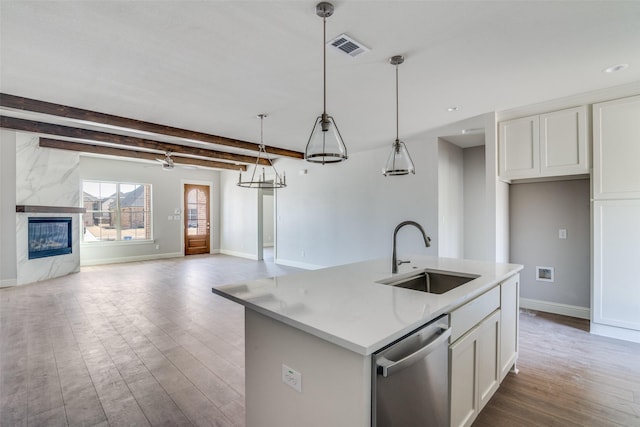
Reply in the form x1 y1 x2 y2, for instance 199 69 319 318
28 217 73 259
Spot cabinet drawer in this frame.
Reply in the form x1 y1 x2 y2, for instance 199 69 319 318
450 286 500 342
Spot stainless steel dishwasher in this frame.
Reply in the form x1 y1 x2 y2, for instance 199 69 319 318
372 313 451 427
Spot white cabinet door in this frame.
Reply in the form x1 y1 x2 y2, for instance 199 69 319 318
450 327 478 427
477 310 500 410
593 95 640 199
450 309 501 427
499 274 519 381
593 200 640 332
540 106 589 176
499 106 589 181
499 115 540 180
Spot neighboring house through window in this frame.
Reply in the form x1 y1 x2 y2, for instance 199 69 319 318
82 181 152 242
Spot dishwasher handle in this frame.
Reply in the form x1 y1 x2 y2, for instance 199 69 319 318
376 326 451 378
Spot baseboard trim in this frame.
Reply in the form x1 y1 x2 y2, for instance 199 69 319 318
274 258 325 270
520 298 590 320
80 252 183 267
0 278 18 288
590 322 640 344
219 249 259 261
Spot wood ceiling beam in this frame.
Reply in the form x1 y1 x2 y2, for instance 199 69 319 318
39 138 247 172
0 93 304 159
0 116 269 166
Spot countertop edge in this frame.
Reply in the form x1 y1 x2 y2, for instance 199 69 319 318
211 260 523 356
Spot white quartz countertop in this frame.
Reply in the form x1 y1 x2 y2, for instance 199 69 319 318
211 256 522 356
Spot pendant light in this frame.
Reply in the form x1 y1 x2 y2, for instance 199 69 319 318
305 2 348 164
237 114 286 189
383 55 415 176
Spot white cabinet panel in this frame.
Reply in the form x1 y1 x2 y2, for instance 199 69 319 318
540 106 588 175
477 310 500 410
593 95 640 199
593 200 640 331
450 329 478 427
499 106 589 181
498 116 539 180
450 309 501 427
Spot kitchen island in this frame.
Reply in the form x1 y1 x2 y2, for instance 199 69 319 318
212 256 522 427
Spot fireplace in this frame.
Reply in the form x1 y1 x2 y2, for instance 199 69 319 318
28 217 73 259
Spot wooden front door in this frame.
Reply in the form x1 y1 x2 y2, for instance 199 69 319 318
184 184 210 255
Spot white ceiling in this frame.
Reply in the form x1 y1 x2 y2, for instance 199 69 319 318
1 1 639 155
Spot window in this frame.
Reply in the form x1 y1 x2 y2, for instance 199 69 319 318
82 181 152 242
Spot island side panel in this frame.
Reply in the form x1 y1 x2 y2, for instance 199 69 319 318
245 309 372 427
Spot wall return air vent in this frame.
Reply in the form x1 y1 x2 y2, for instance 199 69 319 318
328 33 370 58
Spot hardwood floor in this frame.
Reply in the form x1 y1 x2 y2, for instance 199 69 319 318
474 310 640 427
0 254 300 427
1 255 639 426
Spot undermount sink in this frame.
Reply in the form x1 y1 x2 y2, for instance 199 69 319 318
378 270 479 294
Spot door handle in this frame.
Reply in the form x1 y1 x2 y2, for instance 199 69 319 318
376 326 451 377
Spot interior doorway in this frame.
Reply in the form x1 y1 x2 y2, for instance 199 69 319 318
257 188 276 262
184 184 210 255
262 189 275 261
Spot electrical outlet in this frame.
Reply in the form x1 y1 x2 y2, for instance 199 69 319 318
282 364 302 393
559 229 567 239
301 250 305 257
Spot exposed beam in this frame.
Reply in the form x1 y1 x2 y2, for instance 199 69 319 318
0 93 304 159
0 116 268 166
39 138 247 172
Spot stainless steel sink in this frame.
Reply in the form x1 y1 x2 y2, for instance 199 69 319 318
378 270 479 294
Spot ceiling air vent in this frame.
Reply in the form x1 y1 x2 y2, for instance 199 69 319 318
328 34 370 58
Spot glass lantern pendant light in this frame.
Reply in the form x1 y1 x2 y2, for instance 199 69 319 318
383 55 415 176
237 114 286 189
305 2 348 164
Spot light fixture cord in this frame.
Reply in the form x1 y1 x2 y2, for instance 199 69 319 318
323 15 327 115
395 64 399 142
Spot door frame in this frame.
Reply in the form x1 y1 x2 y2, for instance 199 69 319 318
181 179 215 256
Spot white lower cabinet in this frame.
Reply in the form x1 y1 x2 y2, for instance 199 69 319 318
499 274 519 380
450 309 501 427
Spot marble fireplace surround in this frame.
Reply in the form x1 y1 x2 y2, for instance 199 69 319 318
16 135 82 285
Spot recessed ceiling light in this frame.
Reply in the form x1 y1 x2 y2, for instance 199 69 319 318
461 128 484 135
603 63 629 73
447 106 460 112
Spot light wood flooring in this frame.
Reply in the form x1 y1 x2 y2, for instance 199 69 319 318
1 255 639 426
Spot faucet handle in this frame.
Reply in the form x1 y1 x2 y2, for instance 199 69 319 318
397 259 411 266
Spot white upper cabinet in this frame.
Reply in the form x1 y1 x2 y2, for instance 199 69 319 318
499 106 589 181
593 95 640 200
498 115 539 180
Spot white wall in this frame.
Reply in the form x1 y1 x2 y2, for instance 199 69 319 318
510 179 590 314
221 137 440 270
463 146 487 260
79 155 220 265
485 112 510 262
220 169 260 260
438 139 464 258
0 130 17 286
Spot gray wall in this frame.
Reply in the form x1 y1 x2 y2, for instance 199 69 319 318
510 179 590 309
463 146 487 260
438 138 464 258
0 130 17 286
